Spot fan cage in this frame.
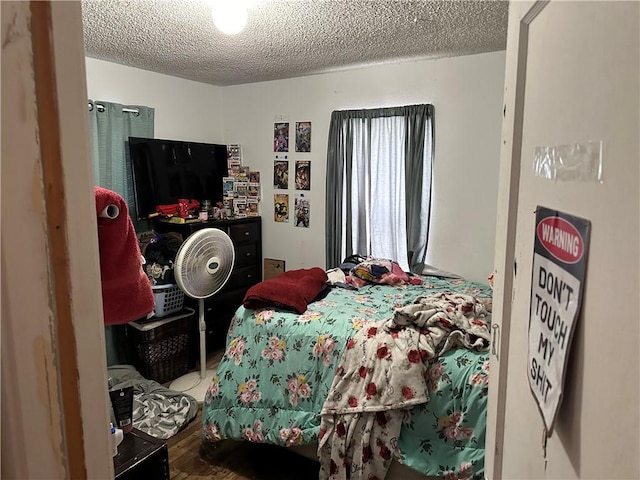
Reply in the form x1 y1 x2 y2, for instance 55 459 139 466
175 229 235 299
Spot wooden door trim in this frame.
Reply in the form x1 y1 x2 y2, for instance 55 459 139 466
30 1 86 478
487 1 549 478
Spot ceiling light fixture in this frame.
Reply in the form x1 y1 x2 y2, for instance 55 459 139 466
210 0 249 35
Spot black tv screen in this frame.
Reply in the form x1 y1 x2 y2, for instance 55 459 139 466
128 137 228 220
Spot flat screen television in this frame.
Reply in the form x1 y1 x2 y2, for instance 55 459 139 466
128 137 228 220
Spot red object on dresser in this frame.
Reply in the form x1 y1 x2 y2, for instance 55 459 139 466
95 186 154 325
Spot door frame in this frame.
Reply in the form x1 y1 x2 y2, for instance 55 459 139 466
484 2 549 478
1 1 112 478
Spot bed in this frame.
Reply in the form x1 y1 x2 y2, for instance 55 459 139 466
201 273 492 479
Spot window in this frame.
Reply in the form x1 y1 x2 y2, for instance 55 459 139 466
325 104 434 272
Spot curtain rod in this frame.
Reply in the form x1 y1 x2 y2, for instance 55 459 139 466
87 102 139 114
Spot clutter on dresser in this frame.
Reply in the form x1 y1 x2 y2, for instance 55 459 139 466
129 138 261 223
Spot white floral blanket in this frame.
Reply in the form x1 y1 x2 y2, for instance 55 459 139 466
318 293 491 480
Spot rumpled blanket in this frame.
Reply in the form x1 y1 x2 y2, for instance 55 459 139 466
318 293 491 480
243 267 329 314
108 365 198 440
347 259 422 288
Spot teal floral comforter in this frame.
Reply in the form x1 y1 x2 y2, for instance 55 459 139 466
202 276 492 478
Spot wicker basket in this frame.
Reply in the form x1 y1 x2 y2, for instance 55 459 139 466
152 283 184 317
127 307 194 384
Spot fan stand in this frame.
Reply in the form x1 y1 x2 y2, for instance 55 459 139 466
169 298 215 402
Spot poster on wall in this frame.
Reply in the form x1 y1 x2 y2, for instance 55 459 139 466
295 160 311 190
294 195 310 228
528 206 590 434
274 122 289 152
274 194 289 222
273 158 289 189
295 121 311 152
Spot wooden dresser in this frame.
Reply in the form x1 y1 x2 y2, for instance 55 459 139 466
152 216 262 358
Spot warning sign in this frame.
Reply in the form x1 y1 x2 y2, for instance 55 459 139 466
528 206 590 433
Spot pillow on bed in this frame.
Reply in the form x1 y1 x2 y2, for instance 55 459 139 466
350 259 422 286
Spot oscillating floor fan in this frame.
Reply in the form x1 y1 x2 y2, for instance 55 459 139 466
169 228 235 402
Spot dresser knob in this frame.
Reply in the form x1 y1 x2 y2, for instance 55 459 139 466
246 252 251 257
244 231 249 236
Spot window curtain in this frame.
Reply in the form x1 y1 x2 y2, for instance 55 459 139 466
88 99 154 233
88 100 154 366
325 104 434 273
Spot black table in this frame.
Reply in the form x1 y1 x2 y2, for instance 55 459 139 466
113 428 169 480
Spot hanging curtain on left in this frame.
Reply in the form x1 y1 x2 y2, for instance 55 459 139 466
88 99 154 233
89 100 154 367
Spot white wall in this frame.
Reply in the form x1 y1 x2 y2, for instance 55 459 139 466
85 52 506 283
85 58 225 143
221 52 506 283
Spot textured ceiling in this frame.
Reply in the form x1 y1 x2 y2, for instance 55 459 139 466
82 0 508 86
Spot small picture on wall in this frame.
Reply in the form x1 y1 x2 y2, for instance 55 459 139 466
248 182 260 198
234 198 247 217
249 171 261 183
235 182 249 197
274 194 289 223
227 144 241 159
274 159 289 189
294 195 310 228
274 122 289 152
228 160 241 179
247 198 259 216
295 121 311 152
222 176 234 196
238 166 250 181
295 160 311 190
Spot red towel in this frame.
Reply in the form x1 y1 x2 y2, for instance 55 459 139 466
95 187 155 325
243 267 328 314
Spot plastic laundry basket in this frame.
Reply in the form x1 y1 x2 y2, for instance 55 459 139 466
151 284 184 317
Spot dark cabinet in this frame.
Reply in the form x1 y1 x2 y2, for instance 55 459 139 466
114 428 169 480
152 216 262 359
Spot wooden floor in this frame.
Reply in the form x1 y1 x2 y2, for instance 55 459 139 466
165 349 320 480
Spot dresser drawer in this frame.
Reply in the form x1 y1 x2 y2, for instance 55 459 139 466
234 242 258 268
205 287 246 316
228 221 260 244
226 265 260 290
